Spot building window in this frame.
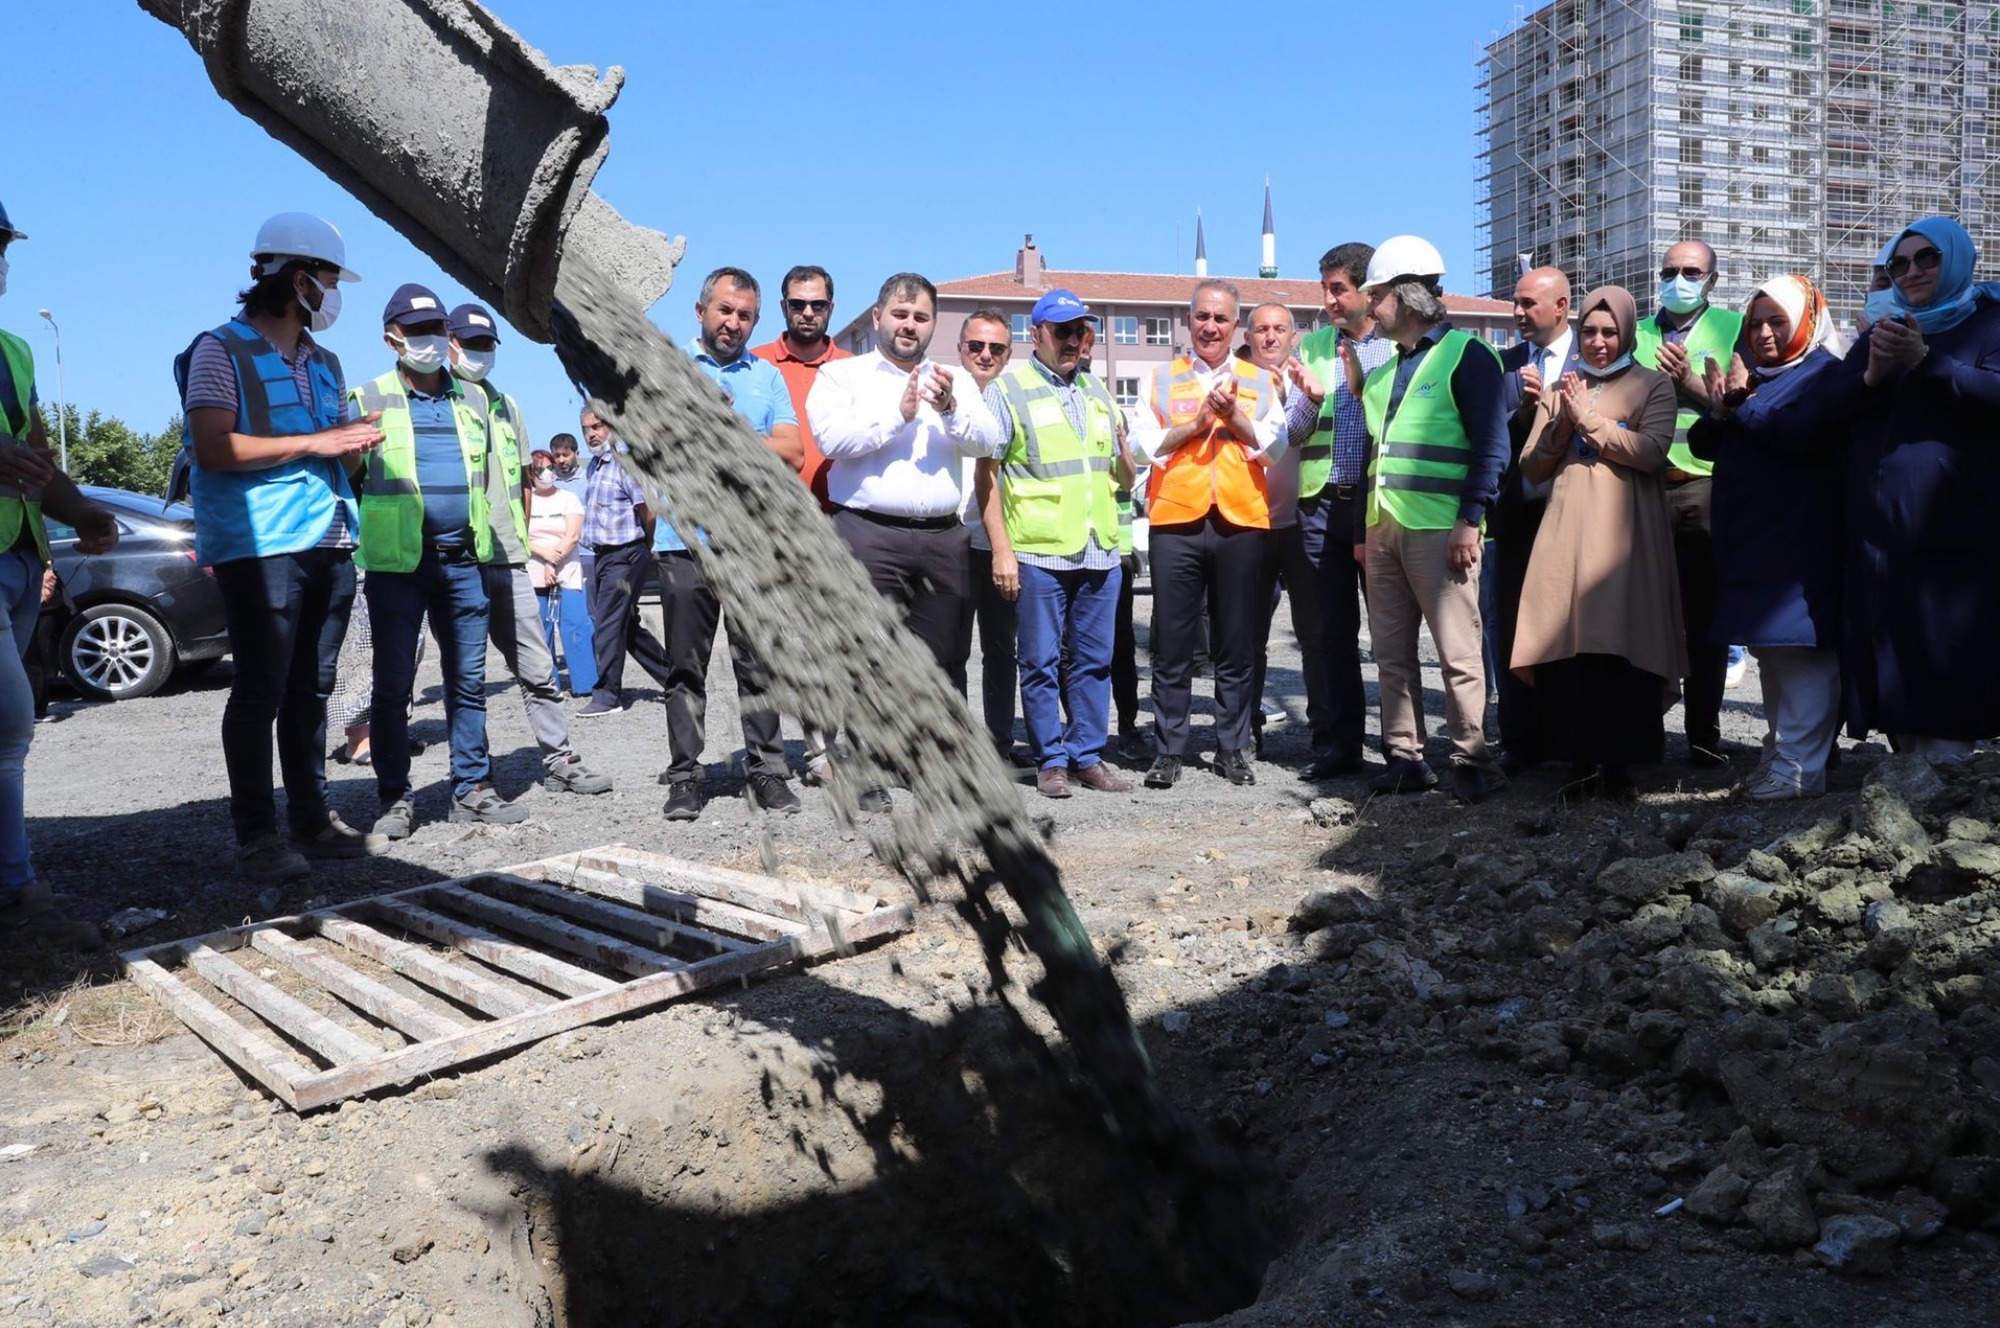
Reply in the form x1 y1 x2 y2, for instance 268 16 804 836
1680 9 1704 41
1680 137 1704 164
1144 317 1172 346
1680 177 1705 211
1010 314 1032 344
1113 377 1141 409
1111 316 1139 345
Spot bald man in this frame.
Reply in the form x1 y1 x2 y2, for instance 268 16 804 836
1492 266 1579 774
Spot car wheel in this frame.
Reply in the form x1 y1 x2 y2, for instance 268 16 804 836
60 603 177 700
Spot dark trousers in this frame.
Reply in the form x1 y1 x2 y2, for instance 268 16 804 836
1299 489 1368 761
1489 520 1544 760
588 539 672 707
966 544 1018 752
655 549 785 782
1253 522 1333 757
1150 513 1266 757
212 547 356 844
1666 477 1726 759
368 548 491 802
832 509 971 687
1113 553 1139 732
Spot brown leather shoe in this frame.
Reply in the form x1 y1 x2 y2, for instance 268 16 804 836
1036 767 1072 798
1072 763 1133 793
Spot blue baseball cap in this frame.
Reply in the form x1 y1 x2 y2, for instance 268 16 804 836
382 282 449 328
0 199 25 242
1030 288 1096 326
448 302 502 343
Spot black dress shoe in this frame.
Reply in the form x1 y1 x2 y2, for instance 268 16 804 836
1495 746 1539 778
1369 758 1438 795
1215 748 1256 786
1299 751 1366 782
1143 756 1183 789
1450 764 1491 805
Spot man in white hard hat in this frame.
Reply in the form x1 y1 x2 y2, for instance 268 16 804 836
0 199 119 946
1356 235 1508 804
177 211 388 884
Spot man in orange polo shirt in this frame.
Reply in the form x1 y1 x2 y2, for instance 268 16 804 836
750 264 849 508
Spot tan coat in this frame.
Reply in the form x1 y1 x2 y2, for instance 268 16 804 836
1510 362 1689 702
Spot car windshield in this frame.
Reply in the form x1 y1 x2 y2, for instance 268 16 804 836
48 489 194 541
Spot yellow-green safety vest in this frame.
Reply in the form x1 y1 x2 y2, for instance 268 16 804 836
349 370 494 573
1293 325 1348 499
462 377 530 555
1633 305 1744 476
1361 329 1497 532
995 361 1122 557
0 330 51 565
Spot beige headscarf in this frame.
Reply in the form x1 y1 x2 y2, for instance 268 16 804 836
1574 285 1638 377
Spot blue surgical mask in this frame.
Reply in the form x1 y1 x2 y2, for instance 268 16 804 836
1577 352 1634 379
1862 288 1900 326
1659 276 1708 316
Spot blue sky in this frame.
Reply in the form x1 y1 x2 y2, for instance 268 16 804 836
11 0 1526 450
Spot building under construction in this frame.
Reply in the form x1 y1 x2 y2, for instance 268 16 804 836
1477 0 1998 322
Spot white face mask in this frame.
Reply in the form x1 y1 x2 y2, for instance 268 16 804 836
393 331 449 374
300 275 340 332
455 347 495 382
0 253 9 299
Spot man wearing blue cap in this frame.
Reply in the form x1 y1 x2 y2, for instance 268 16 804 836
351 283 527 837
980 289 1134 797
447 302 612 802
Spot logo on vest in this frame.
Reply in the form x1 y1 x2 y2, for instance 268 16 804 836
1413 381 1438 399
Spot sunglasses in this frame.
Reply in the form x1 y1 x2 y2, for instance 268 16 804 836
1044 323 1092 342
1888 247 1943 278
786 298 831 314
961 339 1009 356
1659 266 1709 281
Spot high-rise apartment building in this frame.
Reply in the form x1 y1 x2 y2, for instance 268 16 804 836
1477 0 1998 321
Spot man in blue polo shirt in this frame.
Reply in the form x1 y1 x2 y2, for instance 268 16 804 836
656 267 805 821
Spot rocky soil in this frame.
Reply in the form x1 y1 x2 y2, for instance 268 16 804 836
3 602 1997 1327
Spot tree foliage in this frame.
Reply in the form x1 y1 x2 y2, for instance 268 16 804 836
44 405 182 497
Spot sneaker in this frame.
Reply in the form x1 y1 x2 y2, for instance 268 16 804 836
1259 699 1287 726
237 832 311 883
746 773 802 815
450 784 530 825
574 697 624 718
856 786 893 814
663 780 705 821
1725 646 1748 689
545 757 614 795
0 883 104 950
373 797 415 840
293 810 388 860
1744 770 1819 802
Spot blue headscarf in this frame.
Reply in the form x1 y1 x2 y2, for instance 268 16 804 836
1886 217 2000 335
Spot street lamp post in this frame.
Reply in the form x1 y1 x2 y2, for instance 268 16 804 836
36 308 67 472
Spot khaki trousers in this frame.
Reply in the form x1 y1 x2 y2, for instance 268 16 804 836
1364 511 1490 767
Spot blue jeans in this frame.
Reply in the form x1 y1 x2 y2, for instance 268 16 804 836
1017 561 1121 770
0 549 41 898
212 546 356 845
367 548 491 801
537 585 597 695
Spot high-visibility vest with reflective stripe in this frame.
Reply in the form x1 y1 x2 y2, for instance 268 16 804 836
1633 305 1743 476
1146 356 1276 529
349 370 493 572
1292 325 1348 499
175 320 353 565
995 362 1122 557
0 330 50 565
1360 329 1495 532
462 377 530 556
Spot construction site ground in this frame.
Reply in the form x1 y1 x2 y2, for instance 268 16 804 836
3 583 1996 1328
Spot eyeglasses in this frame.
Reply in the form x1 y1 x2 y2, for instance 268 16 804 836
961 340 1009 356
1044 323 1091 342
1888 247 1943 278
786 298 831 314
1659 266 1709 281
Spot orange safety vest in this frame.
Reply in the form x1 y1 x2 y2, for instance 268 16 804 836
1145 355 1278 529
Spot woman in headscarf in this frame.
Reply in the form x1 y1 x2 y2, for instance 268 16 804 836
1689 276 1846 799
1512 285 1687 799
1816 217 2000 756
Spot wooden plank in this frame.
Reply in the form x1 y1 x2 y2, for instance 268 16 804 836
122 957 308 1106
364 899 618 998
421 883 685 979
563 845 883 920
250 930 465 1044
314 916 540 1019
543 864 797 946
462 874 728 957
184 945 382 1066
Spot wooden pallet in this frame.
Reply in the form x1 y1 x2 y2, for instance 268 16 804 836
121 844 912 1112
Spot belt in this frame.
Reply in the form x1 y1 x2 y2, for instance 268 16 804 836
590 537 646 554
427 542 477 562
1663 468 1704 484
1328 483 1359 500
834 505 959 531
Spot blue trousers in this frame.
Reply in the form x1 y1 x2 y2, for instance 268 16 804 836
0 549 41 896
536 585 598 696
1017 561 1121 771
367 548 491 801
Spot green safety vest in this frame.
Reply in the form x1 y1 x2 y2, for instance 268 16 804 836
348 370 494 573
462 377 530 555
1360 329 1497 532
1633 305 1743 476
0 330 51 565
1293 325 1348 499
994 361 1121 557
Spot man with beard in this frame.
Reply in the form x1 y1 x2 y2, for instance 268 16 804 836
656 268 802 820
1126 280 1286 790
751 264 849 507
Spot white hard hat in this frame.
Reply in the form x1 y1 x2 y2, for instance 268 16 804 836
1361 235 1446 291
249 212 361 283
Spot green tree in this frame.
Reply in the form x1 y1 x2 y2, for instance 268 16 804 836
44 405 182 496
